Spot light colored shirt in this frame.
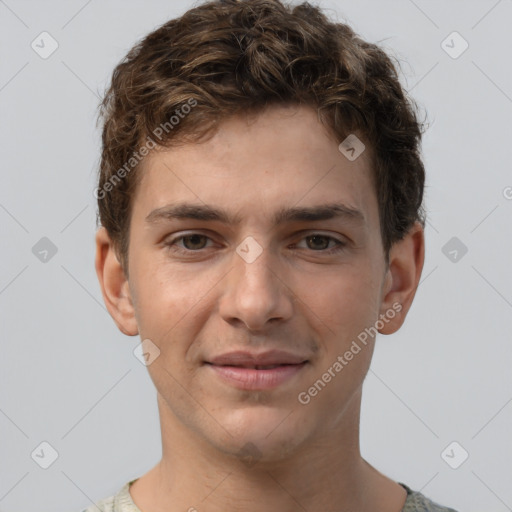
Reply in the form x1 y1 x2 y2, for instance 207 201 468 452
80 479 459 511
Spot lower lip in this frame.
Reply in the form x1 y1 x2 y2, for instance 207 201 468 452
207 362 307 390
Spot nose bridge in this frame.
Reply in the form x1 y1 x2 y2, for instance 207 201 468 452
237 239 276 288
220 236 293 330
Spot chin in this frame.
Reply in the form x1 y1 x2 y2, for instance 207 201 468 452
209 405 312 463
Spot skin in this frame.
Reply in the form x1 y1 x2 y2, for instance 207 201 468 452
95 104 425 512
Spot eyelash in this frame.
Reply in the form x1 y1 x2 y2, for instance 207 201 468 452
164 232 346 256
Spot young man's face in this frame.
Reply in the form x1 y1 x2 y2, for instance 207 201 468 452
97 104 423 463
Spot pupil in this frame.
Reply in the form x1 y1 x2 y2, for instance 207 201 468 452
309 235 327 250
185 234 205 250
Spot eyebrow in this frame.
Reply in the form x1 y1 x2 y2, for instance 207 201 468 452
145 201 366 226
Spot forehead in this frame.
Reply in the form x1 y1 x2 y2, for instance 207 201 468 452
133 104 378 229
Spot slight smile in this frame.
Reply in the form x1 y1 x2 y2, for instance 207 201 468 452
205 350 310 390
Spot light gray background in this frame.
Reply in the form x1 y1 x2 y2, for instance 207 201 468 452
1 0 511 510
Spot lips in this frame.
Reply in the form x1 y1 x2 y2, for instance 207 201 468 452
207 350 308 367
237 364 283 370
205 350 309 390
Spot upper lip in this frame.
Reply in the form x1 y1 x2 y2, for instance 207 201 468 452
207 350 308 367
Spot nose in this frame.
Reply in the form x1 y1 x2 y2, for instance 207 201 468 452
218 241 294 332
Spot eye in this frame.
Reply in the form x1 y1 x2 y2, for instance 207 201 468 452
164 232 346 256
294 233 346 254
164 233 214 254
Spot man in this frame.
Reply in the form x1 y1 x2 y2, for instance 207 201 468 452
88 0 458 510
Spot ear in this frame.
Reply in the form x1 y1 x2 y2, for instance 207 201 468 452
95 227 139 336
378 221 425 335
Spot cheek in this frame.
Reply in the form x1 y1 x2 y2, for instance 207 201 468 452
130 263 221 371
130 260 202 331
298 264 381 340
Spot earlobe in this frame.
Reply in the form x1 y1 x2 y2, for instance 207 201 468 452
378 221 425 335
95 227 139 336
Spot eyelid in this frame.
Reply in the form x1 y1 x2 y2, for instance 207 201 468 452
164 231 217 247
292 232 346 252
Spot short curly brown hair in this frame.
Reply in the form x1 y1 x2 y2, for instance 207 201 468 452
96 0 426 274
